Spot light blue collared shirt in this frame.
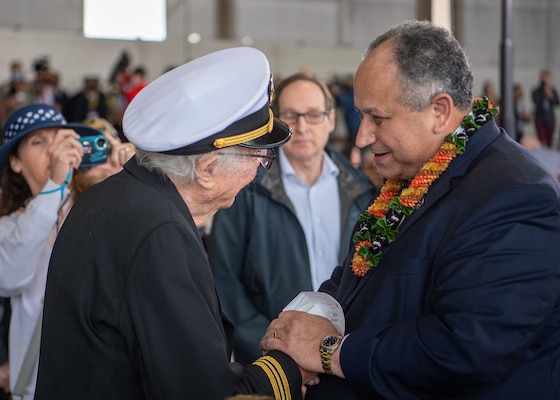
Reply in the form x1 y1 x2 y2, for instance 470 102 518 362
279 148 341 290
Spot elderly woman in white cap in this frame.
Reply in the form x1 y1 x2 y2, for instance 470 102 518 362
0 104 135 400
34 48 311 400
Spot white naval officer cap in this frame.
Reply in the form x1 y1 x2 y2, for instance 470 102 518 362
122 47 292 155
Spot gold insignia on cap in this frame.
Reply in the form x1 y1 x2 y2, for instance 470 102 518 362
268 73 275 104
213 109 274 149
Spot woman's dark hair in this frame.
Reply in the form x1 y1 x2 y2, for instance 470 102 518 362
0 163 32 217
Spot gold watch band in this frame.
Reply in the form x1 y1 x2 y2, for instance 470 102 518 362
320 335 342 374
321 348 333 374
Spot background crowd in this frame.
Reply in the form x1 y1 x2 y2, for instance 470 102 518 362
2 52 559 154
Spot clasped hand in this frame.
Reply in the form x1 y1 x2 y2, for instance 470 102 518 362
260 310 344 384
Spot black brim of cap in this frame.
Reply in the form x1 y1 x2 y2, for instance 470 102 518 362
239 118 292 149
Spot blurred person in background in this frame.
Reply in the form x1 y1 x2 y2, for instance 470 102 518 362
532 69 559 147
0 61 31 127
29 58 68 113
67 76 108 123
123 66 148 107
513 83 531 143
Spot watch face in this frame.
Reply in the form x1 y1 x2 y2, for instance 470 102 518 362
322 335 340 348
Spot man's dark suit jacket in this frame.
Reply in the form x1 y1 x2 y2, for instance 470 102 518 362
308 119 560 399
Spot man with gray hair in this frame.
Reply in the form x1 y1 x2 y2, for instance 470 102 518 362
261 20 560 399
34 47 312 400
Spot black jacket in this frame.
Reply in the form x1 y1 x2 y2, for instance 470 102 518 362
35 158 302 400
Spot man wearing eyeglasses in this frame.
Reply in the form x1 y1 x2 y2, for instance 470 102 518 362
208 72 375 364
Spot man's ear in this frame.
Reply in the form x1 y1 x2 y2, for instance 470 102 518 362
9 154 22 173
431 93 455 136
195 154 219 190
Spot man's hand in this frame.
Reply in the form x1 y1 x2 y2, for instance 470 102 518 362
260 311 345 378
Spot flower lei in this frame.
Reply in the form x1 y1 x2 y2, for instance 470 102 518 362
351 97 499 277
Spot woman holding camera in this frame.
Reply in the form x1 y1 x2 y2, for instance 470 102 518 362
0 104 133 400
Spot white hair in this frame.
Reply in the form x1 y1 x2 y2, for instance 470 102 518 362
135 146 248 184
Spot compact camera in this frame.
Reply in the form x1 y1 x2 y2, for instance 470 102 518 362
78 135 109 167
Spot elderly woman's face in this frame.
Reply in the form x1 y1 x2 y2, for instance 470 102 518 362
212 150 262 209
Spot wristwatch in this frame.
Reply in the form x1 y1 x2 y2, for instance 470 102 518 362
320 335 342 374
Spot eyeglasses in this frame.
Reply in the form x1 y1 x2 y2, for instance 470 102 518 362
217 148 276 169
279 111 330 125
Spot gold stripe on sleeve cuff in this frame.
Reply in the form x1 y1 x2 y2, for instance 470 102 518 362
252 355 291 400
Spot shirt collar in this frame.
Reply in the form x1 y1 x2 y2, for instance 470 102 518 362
278 147 340 183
